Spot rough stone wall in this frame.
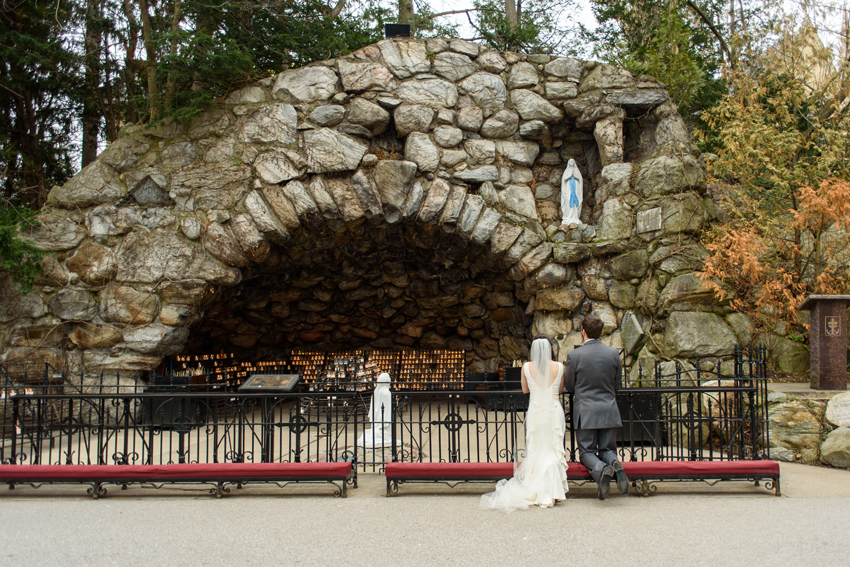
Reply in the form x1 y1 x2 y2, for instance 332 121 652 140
0 37 746 378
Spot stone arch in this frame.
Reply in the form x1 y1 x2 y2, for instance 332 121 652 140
2 37 745 380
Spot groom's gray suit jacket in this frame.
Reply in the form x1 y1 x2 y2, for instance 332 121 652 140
563 340 622 430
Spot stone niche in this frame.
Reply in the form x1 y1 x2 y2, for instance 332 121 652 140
1 37 746 379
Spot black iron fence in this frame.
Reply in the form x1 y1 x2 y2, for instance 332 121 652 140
1 387 359 468
0 347 769 472
388 346 770 469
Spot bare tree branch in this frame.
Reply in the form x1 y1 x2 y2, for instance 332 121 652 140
684 0 735 68
430 8 479 18
329 0 345 20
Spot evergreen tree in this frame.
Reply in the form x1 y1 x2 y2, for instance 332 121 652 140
0 0 81 207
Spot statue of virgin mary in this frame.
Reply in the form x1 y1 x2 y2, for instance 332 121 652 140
356 372 393 448
559 159 584 230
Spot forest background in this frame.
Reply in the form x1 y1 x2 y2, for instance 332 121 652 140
1 0 849 358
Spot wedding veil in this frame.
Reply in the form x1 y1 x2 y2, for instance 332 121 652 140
529 337 553 387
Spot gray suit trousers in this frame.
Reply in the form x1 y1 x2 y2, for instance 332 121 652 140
576 428 619 483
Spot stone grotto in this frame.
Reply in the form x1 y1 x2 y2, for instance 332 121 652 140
1 37 744 381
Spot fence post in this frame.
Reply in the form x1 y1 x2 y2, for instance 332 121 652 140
10 397 19 465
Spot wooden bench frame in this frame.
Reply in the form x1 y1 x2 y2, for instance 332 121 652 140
0 462 357 498
384 460 780 497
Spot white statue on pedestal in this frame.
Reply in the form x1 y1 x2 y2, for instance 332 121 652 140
357 372 393 448
560 159 585 230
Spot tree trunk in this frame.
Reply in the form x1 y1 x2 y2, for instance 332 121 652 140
163 0 182 112
139 0 161 120
399 0 415 34
122 0 140 124
505 0 518 26
82 0 103 168
14 87 46 208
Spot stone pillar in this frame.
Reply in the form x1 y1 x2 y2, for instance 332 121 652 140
798 295 850 390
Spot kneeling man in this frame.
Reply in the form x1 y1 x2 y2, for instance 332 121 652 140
564 313 629 500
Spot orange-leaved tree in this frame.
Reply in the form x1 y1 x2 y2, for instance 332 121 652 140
699 180 850 336
697 16 850 341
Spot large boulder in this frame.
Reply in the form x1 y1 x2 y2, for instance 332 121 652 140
405 132 440 172
99 285 160 325
662 311 737 357
272 66 339 103
170 163 252 211
203 223 250 267
658 273 721 313
460 73 507 110
394 104 435 136
347 97 390 135
769 401 823 462
378 39 430 78
434 52 477 82
49 161 124 208
598 198 634 241
372 160 417 222
758 334 811 374
480 110 519 138
533 312 573 337
238 103 297 144
500 185 539 220
20 213 86 252
579 64 635 92
66 242 116 285
0 273 46 323
821 427 850 468
115 232 240 285
535 289 584 312
338 60 397 92
608 249 649 281
661 193 709 235
83 350 162 373
826 392 850 428
304 129 368 173
123 324 191 356
635 155 705 197
69 322 123 349
544 57 583 80
48 289 97 321
396 78 459 107
648 243 708 274
510 90 563 122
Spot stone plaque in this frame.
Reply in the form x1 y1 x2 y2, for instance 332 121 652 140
621 311 645 355
826 392 850 428
636 208 662 234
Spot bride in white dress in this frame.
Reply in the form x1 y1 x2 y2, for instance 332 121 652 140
480 335 568 512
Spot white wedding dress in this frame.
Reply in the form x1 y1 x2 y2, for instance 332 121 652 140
480 361 569 512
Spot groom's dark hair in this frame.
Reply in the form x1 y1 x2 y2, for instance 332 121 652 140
582 314 604 339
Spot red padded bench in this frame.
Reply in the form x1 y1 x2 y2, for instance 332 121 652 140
384 460 780 497
0 462 356 498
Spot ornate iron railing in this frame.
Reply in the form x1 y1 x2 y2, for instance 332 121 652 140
0 347 768 472
388 346 770 468
1 389 359 468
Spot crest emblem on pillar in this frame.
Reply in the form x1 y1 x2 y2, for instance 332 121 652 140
825 316 841 337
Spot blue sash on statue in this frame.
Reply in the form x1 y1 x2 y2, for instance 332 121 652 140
568 178 579 208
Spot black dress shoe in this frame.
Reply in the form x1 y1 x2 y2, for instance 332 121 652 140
611 461 629 495
597 465 614 501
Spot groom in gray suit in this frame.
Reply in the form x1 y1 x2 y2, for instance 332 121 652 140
563 313 629 500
